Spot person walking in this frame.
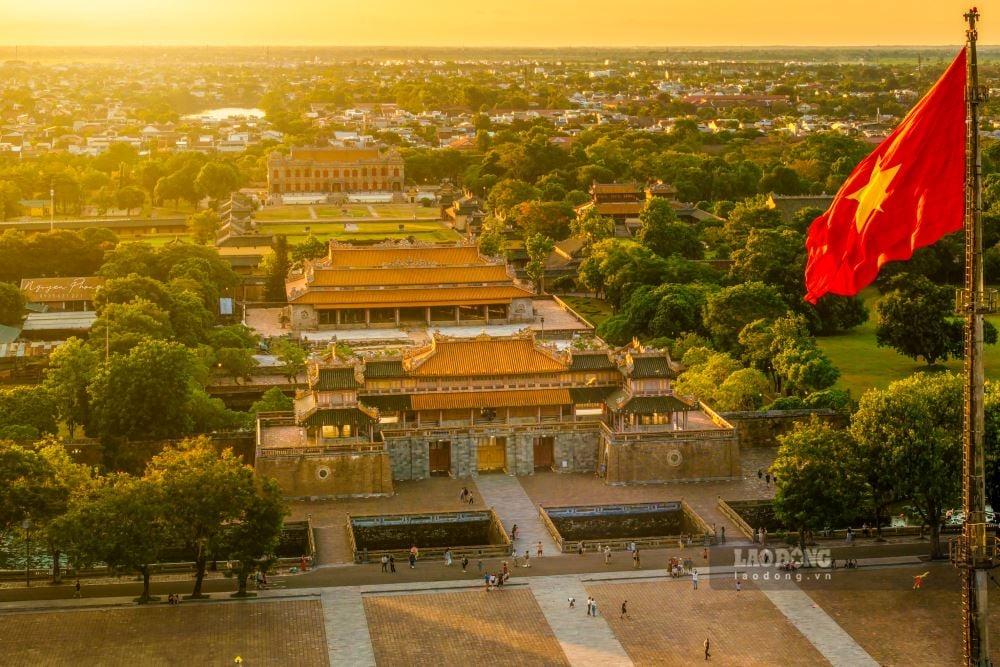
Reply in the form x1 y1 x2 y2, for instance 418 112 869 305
73 579 81 598
692 569 699 590
704 637 711 661
444 549 453 566
620 600 630 620
460 486 468 501
720 526 726 544
461 556 469 573
468 494 475 505
586 596 594 616
568 596 576 609
380 554 388 573
409 552 416 569
735 579 742 593
511 524 518 541
524 550 531 567
604 546 612 565
389 555 396 573
633 548 640 569
578 542 584 555
537 541 543 558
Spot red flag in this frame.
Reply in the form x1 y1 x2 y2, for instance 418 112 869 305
804 49 966 303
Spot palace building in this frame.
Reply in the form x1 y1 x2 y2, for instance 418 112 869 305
255 334 740 499
285 241 536 331
266 146 404 198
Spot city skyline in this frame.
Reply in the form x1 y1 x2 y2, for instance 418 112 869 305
4 0 989 47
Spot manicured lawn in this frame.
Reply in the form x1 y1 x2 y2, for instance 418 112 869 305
557 295 613 329
313 205 370 219
255 206 315 221
816 287 1000 399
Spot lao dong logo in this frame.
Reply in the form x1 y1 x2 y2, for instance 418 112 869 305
732 546 832 569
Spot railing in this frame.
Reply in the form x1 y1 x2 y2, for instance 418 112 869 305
381 419 603 440
697 402 735 430
599 422 735 443
256 442 386 458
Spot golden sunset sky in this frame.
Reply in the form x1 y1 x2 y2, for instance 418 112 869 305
4 0 985 46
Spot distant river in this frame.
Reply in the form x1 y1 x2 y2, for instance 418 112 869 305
182 107 266 121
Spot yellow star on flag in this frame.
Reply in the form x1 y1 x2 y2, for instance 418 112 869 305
846 156 901 233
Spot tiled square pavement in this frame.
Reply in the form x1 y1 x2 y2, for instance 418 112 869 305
0 599 327 667
363 588 570 666
800 563 1000 666
586 578 827 666
289 477 482 564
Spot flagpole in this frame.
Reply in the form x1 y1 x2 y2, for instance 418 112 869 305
956 7 992 666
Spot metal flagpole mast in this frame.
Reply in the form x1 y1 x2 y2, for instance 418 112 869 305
956 7 993 666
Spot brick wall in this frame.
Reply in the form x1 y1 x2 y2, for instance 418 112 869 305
604 435 740 484
255 452 393 499
722 409 846 448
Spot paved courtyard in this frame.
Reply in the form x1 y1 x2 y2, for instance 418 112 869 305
364 588 569 666
0 599 327 667
587 578 825 666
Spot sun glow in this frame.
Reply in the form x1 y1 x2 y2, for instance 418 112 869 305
3 0 983 47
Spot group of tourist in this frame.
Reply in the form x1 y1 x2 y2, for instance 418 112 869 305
378 553 397 573
484 561 511 591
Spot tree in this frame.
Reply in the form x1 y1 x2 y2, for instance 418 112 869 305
850 372 963 558
264 235 290 302
703 282 788 351
94 274 174 312
115 186 146 216
485 178 539 218
875 273 957 365
0 282 25 326
166 287 215 347
570 207 615 245
772 420 865 550
54 474 169 603
291 235 328 263
729 228 805 298
215 347 258 383
0 181 24 221
524 234 555 293
636 198 704 260
187 210 222 245
149 439 257 598
220 476 288 597
251 387 294 414
722 195 784 247
0 387 58 440
89 298 174 356
194 162 240 201
811 294 869 335
88 339 197 445
43 337 99 438
477 224 505 258
274 341 306 382
772 345 840 396
511 201 573 240
0 441 68 534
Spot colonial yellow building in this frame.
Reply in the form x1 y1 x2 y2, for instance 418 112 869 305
285 241 536 331
266 146 404 197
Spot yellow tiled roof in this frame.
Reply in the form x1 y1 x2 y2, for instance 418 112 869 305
411 388 572 410
289 285 533 308
592 183 640 194
308 264 510 287
326 245 484 268
407 337 567 376
594 202 643 215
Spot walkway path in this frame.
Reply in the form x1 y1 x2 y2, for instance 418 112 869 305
475 474 563 558
530 575 633 666
367 205 379 217
320 587 375 667
308 206 318 220
760 579 878 667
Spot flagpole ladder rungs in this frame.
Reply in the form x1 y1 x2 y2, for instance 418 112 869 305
951 7 995 667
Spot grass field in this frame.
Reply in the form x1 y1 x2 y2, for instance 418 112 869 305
557 295 614 329
816 288 1000 398
255 203 441 222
